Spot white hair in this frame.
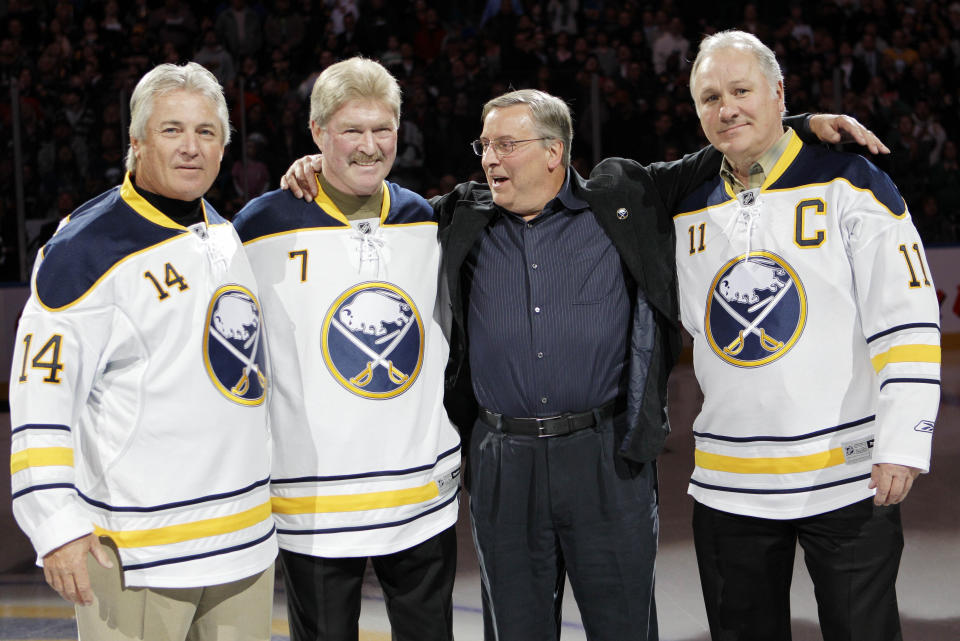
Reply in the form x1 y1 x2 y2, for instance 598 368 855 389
690 30 785 115
126 62 230 172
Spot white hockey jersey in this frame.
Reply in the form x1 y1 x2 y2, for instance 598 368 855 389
9 174 277 588
233 180 460 557
673 132 940 519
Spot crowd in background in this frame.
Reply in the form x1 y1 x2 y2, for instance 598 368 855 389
2 0 960 280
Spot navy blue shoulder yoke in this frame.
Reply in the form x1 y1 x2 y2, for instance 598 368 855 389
769 144 906 216
35 187 187 309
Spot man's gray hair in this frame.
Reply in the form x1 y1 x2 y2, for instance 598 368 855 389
309 57 401 128
126 62 230 173
481 89 573 168
689 30 785 114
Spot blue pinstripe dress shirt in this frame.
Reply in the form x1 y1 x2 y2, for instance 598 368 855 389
462 172 632 418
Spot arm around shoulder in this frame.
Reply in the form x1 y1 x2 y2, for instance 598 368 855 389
431 181 490 231
618 145 722 214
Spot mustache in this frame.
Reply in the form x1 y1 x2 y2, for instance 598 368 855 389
350 151 384 163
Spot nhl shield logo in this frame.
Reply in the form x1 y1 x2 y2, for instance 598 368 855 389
203 285 267 405
704 251 806 367
322 282 424 399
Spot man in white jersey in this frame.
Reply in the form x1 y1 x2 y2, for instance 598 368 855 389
676 30 940 641
9 62 277 641
280 93 892 641
232 58 459 641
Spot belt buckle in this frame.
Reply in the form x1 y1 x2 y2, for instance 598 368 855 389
536 414 563 438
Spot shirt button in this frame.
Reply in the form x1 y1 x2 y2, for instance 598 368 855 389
541 397 548 404
527 223 534 229
534 306 541 313
537 352 544 359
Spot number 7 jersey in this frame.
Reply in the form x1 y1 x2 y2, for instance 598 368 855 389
673 131 941 519
233 180 460 558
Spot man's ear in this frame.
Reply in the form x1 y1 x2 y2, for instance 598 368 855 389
309 120 324 152
547 139 564 171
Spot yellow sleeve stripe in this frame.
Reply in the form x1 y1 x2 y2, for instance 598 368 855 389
871 344 941 373
94 502 272 548
10 448 74 475
695 448 846 474
272 482 439 515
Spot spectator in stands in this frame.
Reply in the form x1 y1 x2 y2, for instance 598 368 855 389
148 0 198 54
215 0 262 59
264 0 306 55
652 17 689 74
195 29 236 86
1 0 959 258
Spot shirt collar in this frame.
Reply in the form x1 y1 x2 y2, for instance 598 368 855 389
542 167 589 216
720 127 794 193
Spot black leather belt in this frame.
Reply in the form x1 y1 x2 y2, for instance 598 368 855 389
479 401 616 438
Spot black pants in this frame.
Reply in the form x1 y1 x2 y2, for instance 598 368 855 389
469 412 660 641
279 525 456 641
693 498 904 641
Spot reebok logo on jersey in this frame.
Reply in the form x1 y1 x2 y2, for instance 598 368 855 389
705 251 807 368
322 282 424 399
203 285 267 405
914 420 935 434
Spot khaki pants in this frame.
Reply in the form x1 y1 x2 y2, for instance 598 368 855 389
76 540 274 641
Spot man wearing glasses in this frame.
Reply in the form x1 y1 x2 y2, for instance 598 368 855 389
283 88 884 640
432 90 886 641
434 89 711 641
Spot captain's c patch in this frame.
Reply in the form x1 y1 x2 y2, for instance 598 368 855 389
705 252 807 367
203 285 267 405
322 282 424 399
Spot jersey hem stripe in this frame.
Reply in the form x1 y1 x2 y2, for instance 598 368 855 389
121 526 276 571
272 482 439 514
693 415 875 443
277 488 459 536
95 502 272 547
272 444 461 484
77 477 270 512
690 473 871 495
695 447 846 474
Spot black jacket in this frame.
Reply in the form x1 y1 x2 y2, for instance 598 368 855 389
435 117 816 464
433 146 720 463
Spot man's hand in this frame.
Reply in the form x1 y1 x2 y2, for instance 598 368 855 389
43 533 113 605
869 463 922 506
809 114 890 155
280 154 323 201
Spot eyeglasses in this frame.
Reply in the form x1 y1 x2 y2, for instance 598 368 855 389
470 138 549 157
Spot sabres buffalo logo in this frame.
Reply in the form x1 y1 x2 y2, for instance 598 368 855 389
322 282 424 399
203 285 267 405
705 252 806 367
